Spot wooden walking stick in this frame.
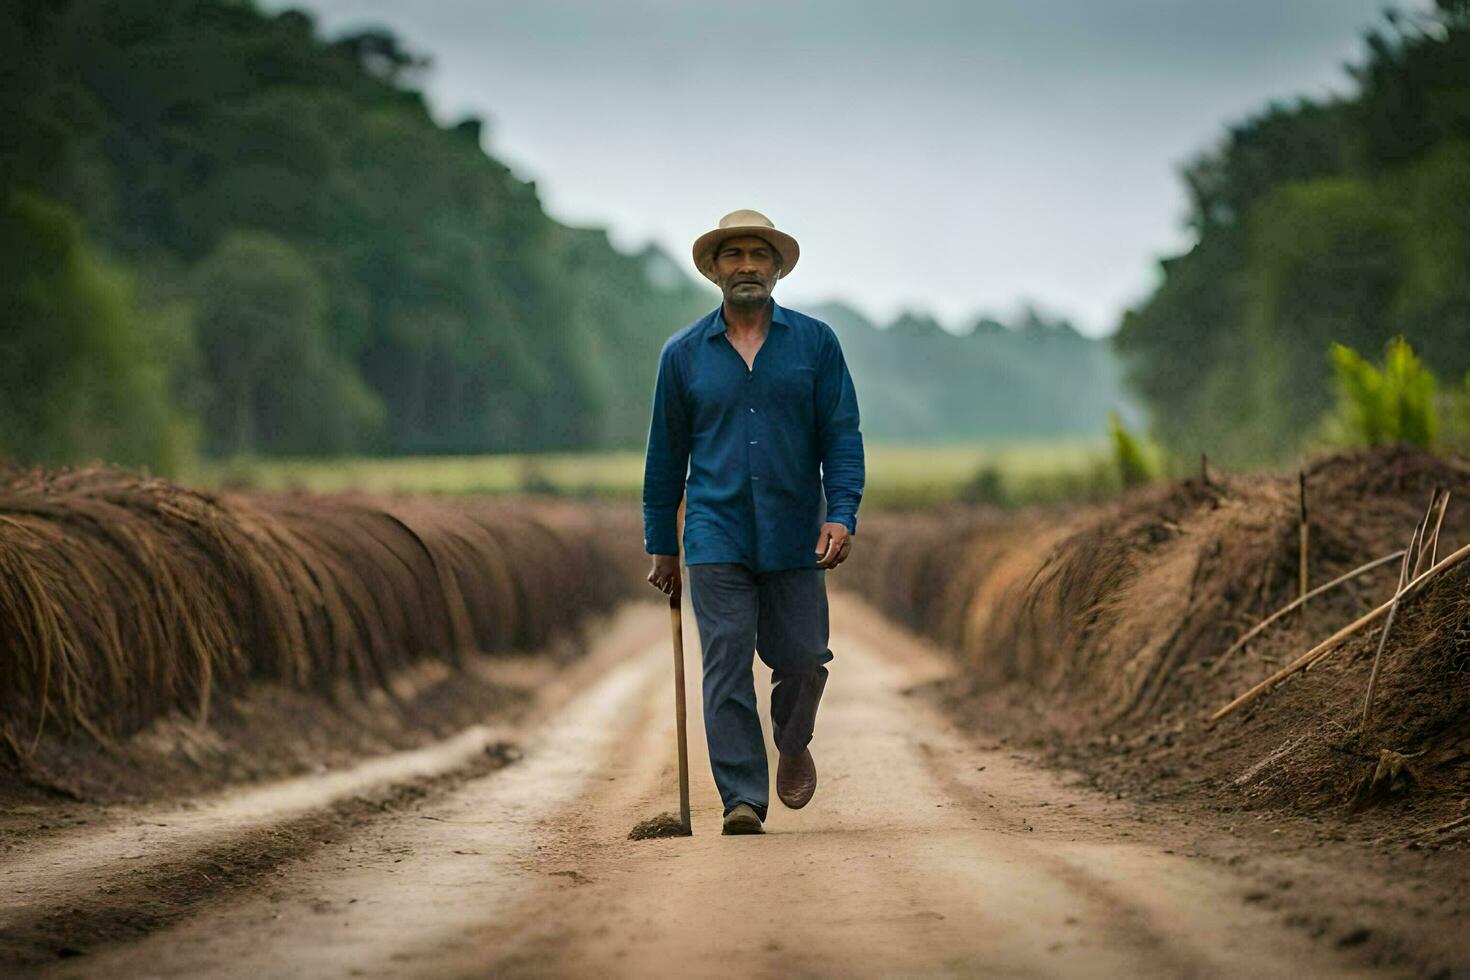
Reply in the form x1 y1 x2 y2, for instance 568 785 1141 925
670 591 692 834
626 578 695 840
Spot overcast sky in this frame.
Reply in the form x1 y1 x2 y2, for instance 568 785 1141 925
266 0 1422 336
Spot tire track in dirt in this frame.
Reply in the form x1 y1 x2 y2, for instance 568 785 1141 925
28 627 668 978
25 594 1394 979
1 726 513 923
1 603 664 971
1 745 517 966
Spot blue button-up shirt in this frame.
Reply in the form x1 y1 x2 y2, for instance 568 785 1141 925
642 300 865 572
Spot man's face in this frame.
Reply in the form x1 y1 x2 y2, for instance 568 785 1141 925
713 235 781 307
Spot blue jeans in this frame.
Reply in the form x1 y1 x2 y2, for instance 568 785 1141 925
686 562 833 822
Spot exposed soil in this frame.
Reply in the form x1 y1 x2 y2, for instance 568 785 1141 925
2 744 518 966
2 649 540 808
0 602 663 968
2 594 1466 977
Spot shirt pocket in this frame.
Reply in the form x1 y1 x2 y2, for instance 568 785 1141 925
766 364 816 419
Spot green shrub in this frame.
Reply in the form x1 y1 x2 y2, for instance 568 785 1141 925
958 464 1008 507
1326 337 1438 449
1108 411 1161 487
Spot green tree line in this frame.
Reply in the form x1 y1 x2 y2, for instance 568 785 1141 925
813 303 1136 442
1 0 712 471
1117 1 1470 467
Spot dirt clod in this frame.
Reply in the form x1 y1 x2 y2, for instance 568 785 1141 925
628 812 691 840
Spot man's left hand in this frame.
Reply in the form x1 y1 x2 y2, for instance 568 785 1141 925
814 522 852 569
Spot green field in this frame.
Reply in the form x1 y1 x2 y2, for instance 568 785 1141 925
190 438 1115 509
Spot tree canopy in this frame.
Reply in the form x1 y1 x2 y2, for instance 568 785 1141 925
1117 2 1470 466
1 0 712 469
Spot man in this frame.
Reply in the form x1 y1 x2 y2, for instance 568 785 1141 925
642 209 865 835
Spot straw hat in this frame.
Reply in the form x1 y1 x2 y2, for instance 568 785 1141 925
691 209 800 283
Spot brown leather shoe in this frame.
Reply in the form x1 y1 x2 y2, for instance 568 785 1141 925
722 802 764 835
776 747 817 809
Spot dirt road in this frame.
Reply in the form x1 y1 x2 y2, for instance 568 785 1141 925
6 595 1391 978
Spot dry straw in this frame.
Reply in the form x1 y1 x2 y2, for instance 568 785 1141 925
0 467 630 757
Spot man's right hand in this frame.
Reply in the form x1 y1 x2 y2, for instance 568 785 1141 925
647 554 682 600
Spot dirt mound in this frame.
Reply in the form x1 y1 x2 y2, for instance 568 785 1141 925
0 466 643 801
846 446 1470 834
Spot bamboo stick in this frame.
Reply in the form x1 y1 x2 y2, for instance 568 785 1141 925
1208 548 1407 676
1210 538 1470 724
1298 471 1309 609
1429 491 1451 568
1411 488 1442 579
1428 812 1470 839
1360 523 1420 731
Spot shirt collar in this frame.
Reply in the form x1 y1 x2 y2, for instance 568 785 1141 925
704 299 790 341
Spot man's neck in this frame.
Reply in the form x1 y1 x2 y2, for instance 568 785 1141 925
722 298 772 337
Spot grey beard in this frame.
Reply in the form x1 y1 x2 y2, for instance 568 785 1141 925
725 286 771 310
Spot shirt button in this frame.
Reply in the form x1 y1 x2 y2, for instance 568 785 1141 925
749 440 757 445
749 407 755 413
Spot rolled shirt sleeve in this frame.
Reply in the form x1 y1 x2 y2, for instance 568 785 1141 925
642 341 691 555
814 326 865 535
